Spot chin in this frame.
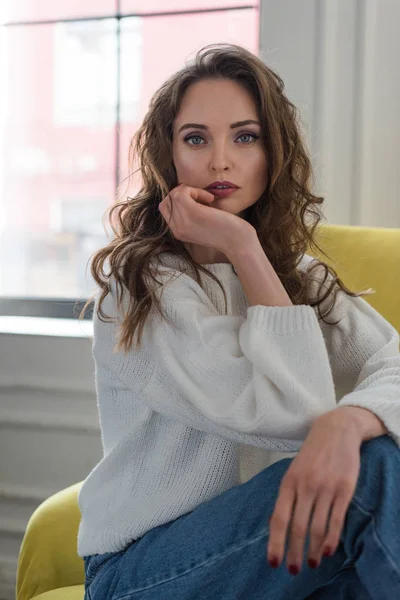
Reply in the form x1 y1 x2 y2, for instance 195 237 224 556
213 199 245 215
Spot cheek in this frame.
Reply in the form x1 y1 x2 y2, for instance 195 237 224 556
247 150 267 184
174 151 201 178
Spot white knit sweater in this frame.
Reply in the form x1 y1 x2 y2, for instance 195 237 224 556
77 252 400 557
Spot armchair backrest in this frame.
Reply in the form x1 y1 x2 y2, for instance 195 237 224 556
309 224 400 334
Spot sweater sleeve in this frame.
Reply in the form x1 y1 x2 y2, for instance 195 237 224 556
323 291 400 446
121 268 338 444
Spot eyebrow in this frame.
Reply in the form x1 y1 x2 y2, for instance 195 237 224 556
178 120 261 134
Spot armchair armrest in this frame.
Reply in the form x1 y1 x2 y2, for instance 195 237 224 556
17 482 85 600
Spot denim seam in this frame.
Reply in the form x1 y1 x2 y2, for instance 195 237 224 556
85 555 115 585
112 528 269 600
351 495 400 577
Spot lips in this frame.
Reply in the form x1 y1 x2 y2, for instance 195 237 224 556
207 187 238 199
205 180 239 190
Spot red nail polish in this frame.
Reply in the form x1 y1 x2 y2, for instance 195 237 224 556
288 564 299 576
269 556 279 568
323 546 333 557
308 558 318 569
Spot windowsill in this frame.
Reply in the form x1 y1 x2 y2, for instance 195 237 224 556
0 316 93 338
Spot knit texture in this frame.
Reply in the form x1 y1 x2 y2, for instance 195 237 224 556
77 252 400 557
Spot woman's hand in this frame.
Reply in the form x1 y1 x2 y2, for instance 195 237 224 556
158 183 255 255
267 410 363 574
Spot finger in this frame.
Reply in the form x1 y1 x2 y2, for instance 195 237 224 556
160 194 172 222
321 489 351 557
267 477 296 568
286 490 315 574
307 490 334 566
190 186 216 203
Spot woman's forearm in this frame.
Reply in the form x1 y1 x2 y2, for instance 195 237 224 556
332 406 389 442
226 232 293 308
226 235 390 444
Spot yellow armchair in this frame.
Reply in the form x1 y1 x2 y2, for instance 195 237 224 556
311 224 399 334
16 224 400 600
16 482 85 600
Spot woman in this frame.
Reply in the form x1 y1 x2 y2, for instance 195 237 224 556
78 43 400 599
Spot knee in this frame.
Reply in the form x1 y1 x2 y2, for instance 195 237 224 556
360 433 399 465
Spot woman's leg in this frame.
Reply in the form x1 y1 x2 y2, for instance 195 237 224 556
88 457 345 600
87 434 400 600
304 565 373 600
336 433 400 598
294 433 400 600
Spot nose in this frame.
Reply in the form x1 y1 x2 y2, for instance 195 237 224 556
210 141 232 172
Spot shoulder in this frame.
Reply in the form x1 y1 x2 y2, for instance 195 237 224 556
298 253 324 272
298 252 337 287
101 259 218 320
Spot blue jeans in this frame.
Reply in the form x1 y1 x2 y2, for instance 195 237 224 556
83 434 400 599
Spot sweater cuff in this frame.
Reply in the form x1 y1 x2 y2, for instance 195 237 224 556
246 304 320 335
338 395 400 448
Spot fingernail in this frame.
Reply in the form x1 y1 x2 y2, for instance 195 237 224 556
308 558 318 569
268 556 279 568
323 546 333 557
288 564 299 576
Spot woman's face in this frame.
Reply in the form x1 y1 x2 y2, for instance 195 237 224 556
172 78 268 218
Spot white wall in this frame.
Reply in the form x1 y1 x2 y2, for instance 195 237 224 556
0 327 100 600
260 0 400 226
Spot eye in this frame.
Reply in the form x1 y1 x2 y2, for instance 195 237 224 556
183 135 204 146
183 132 260 146
237 133 259 143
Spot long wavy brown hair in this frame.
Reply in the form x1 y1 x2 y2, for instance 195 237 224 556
79 43 374 353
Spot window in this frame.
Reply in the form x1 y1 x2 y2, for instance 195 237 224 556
1 0 115 23
121 0 254 14
0 20 116 301
0 0 259 318
53 19 118 127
